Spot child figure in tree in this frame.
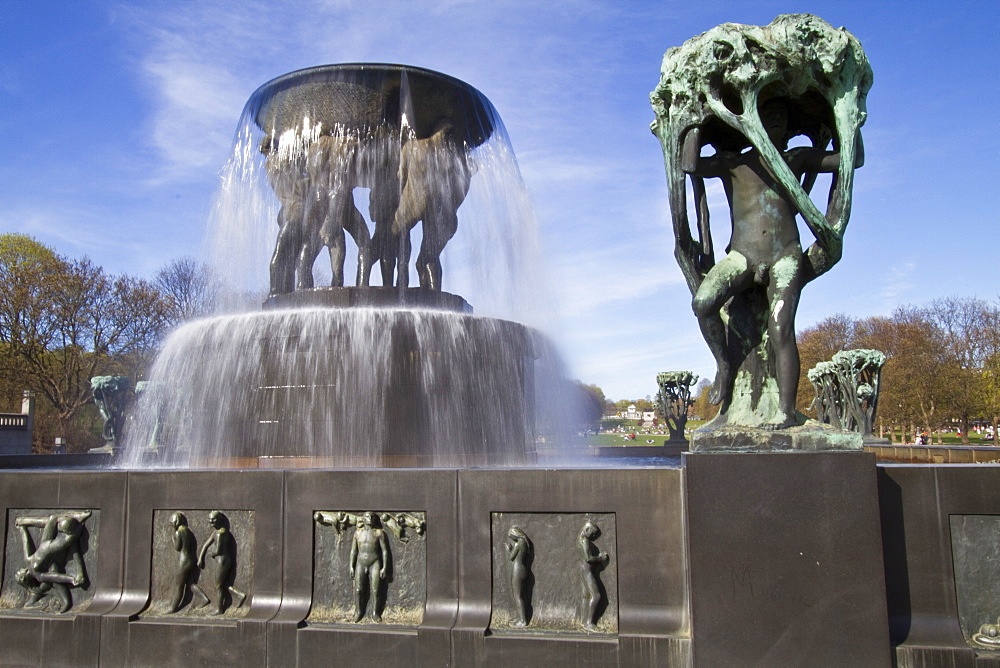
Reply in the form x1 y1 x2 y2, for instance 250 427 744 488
682 98 862 429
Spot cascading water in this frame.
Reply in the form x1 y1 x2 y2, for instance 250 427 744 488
118 64 581 468
204 64 549 321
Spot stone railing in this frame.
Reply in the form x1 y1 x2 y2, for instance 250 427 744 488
0 414 28 430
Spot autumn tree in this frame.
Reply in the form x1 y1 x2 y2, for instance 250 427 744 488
796 314 857 416
637 397 656 412
796 297 1000 443
0 234 169 451
863 312 946 442
575 383 607 428
690 378 719 422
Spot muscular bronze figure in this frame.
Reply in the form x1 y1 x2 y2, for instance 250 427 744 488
390 120 474 291
681 99 861 429
651 15 871 434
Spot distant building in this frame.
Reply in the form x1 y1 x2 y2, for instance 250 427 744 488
0 391 35 455
623 404 642 420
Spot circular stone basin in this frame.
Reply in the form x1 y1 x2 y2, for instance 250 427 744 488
121 309 539 468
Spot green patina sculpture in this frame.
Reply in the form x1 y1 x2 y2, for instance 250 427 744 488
651 14 871 437
91 376 131 448
808 349 886 438
655 371 698 441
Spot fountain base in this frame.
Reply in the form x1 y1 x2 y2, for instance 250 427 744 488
121 307 542 467
6 453 985 665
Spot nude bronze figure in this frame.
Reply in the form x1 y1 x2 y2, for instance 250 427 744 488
651 15 871 434
681 99 862 429
577 521 609 631
389 120 474 291
349 511 389 623
167 512 208 613
505 525 532 627
197 510 247 615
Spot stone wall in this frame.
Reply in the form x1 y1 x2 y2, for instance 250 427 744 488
0 459 995 666
0 467 688 666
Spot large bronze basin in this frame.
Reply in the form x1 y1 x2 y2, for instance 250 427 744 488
248 63 496 146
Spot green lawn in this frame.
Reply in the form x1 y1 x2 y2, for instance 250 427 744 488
583 432 668 447
886 430 996 446
583 421 708 447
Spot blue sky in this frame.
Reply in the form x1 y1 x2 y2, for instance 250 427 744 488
2 1 997 400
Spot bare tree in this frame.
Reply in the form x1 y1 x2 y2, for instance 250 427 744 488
921 297 994 444
980 304 1000 443
155 257 222 328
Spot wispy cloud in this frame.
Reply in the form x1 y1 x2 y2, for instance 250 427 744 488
566 327 712 399
7 0 985 403
117 4 276 183
518 150 613 187
548 243 684 319
0 202 192 278
117 1 634 187
881 261 916 304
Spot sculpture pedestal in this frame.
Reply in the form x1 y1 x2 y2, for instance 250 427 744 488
263 287 472 313
690 421 863 452
684 451 891 666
